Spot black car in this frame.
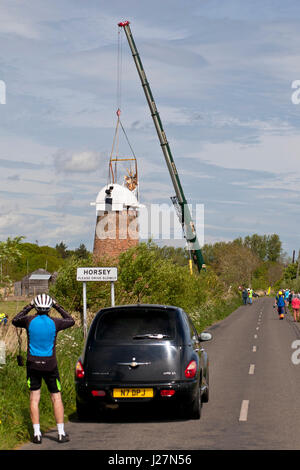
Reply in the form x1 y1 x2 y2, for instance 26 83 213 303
75 304 212 420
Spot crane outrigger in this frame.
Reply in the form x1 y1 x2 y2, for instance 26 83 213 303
118 20 205 272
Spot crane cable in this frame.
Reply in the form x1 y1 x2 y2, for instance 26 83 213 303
108 26 138 191
106 28 123 187
116 25 137 159
117 25 123 114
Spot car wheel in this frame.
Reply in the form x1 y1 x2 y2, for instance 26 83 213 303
76 399 92 421
180 386 202 420
190 386 202 419
201 371 209 403
202 386 209 403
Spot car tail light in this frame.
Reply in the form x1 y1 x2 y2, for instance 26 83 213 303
75 360 85 379
160 389 176 397
91 390 106 397
185 360 197 378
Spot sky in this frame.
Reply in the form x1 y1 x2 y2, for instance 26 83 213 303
0 0 300 257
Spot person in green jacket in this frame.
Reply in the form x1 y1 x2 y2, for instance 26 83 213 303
248 288 253 305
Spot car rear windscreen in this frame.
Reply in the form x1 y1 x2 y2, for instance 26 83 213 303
94 308 177 341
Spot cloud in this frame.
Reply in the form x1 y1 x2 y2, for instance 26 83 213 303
53 150 103 174
195 132 300 175
0 158 43 170
0 8 39 39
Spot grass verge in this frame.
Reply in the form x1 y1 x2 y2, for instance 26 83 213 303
0 325 84 450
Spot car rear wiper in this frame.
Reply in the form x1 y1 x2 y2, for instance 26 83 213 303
132 333 171 340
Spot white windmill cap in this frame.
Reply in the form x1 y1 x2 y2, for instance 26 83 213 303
91 183 144 212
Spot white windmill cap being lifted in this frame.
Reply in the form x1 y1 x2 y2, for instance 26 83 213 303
90 183 144 213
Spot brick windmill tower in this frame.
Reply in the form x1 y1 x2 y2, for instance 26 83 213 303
91 109 143 261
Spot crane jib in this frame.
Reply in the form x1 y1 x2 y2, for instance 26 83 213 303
118 21 205 272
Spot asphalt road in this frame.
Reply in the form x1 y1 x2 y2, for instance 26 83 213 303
18 297 300 451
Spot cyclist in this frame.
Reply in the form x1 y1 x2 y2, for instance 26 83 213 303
12 293 75 444
275 290 285 319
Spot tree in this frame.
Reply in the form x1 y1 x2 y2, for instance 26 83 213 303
0 236 25 295
283 263 297 281
74 244 90 259
243 234 268 261
266 234 282 262
55 242 69 259
267 262 284 287
211 242 260 287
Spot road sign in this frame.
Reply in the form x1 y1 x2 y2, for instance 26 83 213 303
76 267 118 282
76 267 118 338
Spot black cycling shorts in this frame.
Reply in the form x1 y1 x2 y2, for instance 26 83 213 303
27 366 62 393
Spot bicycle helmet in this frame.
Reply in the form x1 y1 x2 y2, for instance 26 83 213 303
34 293 53 313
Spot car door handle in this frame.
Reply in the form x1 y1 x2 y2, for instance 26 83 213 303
117 361 151 368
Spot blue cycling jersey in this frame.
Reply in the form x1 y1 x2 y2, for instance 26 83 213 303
12 303 74 371
28 315 56 357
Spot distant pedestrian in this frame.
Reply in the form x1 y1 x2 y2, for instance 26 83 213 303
284 289 290 302
292 294 300 322
242 288 248 305
0 313 8 326
284 289 290 313
289 290 294 306
248 288 253 305
275 290 285 319
12 294 75 444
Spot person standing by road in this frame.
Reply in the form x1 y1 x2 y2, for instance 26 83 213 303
289 290 294 307
292 294 300 322
284 289 290 313
248 288 253 305
242 287 248 305
12 293 75 444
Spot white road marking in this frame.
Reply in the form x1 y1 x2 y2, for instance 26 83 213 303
249 364 255 375
239 400 249 422
254 334 258 339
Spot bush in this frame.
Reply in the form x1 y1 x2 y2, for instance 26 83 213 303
50 242 236 318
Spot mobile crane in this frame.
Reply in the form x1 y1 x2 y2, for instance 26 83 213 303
118 21 205 272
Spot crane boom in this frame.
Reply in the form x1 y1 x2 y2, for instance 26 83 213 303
118 20 205 272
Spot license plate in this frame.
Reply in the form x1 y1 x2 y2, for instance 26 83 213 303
113 388 153 398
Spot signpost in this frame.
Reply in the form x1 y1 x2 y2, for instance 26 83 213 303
76 267 118 338
0 340 5 365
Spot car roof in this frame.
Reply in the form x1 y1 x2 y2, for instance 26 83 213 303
95 304 183 315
